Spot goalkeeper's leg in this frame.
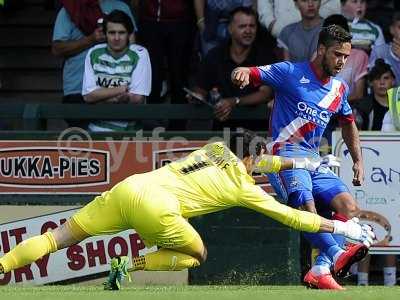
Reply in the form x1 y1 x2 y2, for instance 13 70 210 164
0 218 89 274
104 234 206 290
130 224 207 271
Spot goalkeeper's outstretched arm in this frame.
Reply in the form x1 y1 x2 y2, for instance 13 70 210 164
238 184 374 247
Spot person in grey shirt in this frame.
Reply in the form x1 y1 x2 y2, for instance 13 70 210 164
369 11 400 85
277 0 323 62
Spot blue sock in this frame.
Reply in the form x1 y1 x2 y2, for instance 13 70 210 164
315 251 332 268
332 233 345 248
303 232 343 261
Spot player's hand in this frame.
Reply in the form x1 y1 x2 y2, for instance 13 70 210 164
342 218 375 247
214 98 235 121
352 160 364 186
106 93 128 103
392 37 400 57
91 27 106 43
231 67 251 89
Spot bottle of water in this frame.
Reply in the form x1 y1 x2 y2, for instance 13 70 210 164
209 87 221 105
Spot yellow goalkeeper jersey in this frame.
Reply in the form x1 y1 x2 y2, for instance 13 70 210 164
73 142 320 243
136 142 320 232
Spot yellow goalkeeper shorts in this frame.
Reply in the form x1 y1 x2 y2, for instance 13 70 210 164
72 175 200 249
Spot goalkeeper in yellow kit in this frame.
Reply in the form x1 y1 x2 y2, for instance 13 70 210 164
0 130 374 289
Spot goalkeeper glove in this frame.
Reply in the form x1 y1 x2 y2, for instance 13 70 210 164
333 217 375 247
292 154 340 172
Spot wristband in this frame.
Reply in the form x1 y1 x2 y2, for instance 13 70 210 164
255 155 282 173
292 157 307 169
333 220 347 235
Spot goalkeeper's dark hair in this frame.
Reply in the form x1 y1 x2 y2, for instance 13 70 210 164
229 129 267 159
318 24 352 48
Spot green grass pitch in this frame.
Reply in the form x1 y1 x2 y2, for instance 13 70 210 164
0 285 399 300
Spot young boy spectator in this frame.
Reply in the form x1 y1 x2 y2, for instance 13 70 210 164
258 0 340 38
355 59 395 130
278 0 323 62
341 0 385 53
82 10 151 132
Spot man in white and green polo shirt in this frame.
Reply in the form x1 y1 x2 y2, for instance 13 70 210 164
82 9 151 132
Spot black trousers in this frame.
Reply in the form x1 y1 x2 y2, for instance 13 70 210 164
138 20 195 104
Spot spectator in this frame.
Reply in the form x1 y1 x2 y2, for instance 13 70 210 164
277 0 323 62
258 0 340 38
358 255 397 286
0 0 22 12
357 60 397 286
82 10 151 132
133 0 196 130
341 0 385 53
193 0 254 56
369 12 400 86
52 0 135 129
365 0 396 41
354 59 395 130
324 14 368 102
188 6 275 131
382 84 400 131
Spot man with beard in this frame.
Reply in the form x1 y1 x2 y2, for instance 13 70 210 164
188 6 277 131
231 25 367 290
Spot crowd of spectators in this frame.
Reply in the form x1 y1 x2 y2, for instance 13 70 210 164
47 0 400 134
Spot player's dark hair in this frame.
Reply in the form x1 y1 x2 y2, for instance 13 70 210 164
103 10 134 35
368 58 395 81
323 14 350 32
228 6 257 25
318 24 352 48
229 129 267 159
